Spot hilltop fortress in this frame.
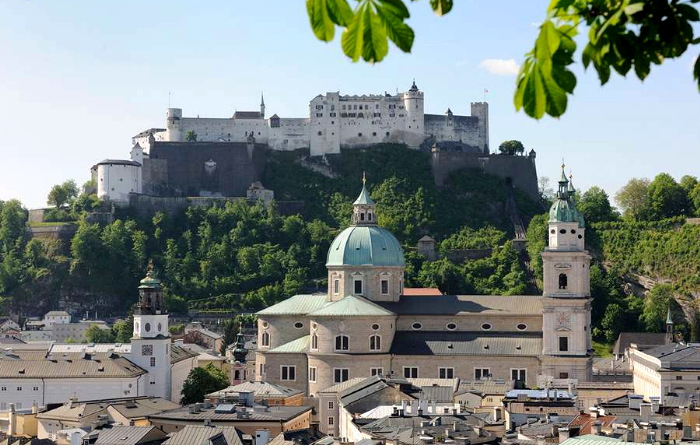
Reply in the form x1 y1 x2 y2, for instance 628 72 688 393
93 82 537 206
139 81 489 157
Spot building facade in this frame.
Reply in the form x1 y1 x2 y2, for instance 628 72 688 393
255 167 593 396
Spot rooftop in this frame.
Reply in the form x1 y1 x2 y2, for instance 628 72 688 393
162 425 243 445
391 331 542 356
206 381 302 400
378 294 543 315
308 295 395 317
257 294 329 316
150 404 312 423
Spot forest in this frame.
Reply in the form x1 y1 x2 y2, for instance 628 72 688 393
1 145 700 347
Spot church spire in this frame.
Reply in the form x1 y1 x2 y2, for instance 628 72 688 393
260 92 265 118
352 173 377 225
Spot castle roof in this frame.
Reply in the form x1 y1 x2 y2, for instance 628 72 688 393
308 295 395 317
233 111 263 120
94 159 141 168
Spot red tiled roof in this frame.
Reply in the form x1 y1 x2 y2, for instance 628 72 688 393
402 288 443 296
568 414 616 434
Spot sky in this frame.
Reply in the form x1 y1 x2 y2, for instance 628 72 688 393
0 0 698 209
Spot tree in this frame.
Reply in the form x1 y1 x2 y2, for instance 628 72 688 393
641 284 674 332
47 180 79 208
647 173 687 219
180 363 229 404
498 140 525 156
615 178 650 220
112 319 133 343
185 130 198 142
85 324 116 343
304 0 699 119
578 186 618 223
600 303 625 343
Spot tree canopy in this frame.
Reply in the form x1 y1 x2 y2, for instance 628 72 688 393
47 180 79 209
498 140 525 156
305 0 700 119
181 363 229 404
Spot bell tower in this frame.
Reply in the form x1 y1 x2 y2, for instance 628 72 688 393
541 165 592 382
131 262 172 399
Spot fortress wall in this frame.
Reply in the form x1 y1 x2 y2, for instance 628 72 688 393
179 117 270 143
431 152 539 200
424 114 483 148
268 119 310 151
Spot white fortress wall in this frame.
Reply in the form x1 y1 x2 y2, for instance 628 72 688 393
269 118 311 151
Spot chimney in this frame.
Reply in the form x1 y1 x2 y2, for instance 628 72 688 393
31 400 38 414
558 427 570 443
591 421 602 435
417 408 423 416
640 403 653 419
8 403 16 436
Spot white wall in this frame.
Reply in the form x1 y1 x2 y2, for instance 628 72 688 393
96 163 141 204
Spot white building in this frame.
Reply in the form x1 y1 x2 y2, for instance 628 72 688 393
92 158 142 205
0 270 197 412
43 311 71 326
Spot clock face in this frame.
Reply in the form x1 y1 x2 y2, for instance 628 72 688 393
142 344 153 356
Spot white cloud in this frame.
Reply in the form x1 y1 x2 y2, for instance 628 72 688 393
479 58 520 76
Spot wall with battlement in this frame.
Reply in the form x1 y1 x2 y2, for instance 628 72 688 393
431 151 539 200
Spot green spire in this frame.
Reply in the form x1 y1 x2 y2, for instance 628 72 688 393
549 163 585 228
353 172 375 205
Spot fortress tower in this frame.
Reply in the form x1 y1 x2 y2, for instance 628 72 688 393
166 108 183 142
403 80 425 142
540 167 592 381
131 264 172 399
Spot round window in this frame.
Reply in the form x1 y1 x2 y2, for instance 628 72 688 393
371 323 380 330
578 234 583 239
412 322 423 330
312 323 317 330
446 323 457 330
481 323 492 331
517 323 527 331
294 322 304 329
559 229 566 234
157 323 162 332
145 323 151 332
550 229 555 234
262 321 269 328
571 229 576 234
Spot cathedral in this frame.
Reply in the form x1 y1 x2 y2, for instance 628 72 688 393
255 167 593 395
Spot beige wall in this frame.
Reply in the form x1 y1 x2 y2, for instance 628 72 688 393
258 315 309 350
395 314 542 332
309 315 396 355
327 266 404 302
392 355 540 385
262 353 309 394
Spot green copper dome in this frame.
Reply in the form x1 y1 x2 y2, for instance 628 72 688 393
548 165 585 227
326 226 405 267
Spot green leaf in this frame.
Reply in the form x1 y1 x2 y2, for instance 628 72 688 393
429 0 453 16
624 2 645 18
677 4 700 22
633 52 651 80
693 54 700 93
376 0 415 52
341 2 389 62
378 0 411 19
536 21 562 63
307 0 338 41
327 0 354 26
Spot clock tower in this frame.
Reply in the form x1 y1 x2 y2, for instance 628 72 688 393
541 167 592 382
131 263 171 399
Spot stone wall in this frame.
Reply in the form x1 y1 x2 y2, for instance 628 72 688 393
431 152 539 201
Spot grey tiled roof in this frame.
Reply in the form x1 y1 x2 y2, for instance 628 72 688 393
418 385 453 403
267 336 309 354
377 294 543 315
37 397 179 421
93 425 165 445
151 404 311 423
0 351 146 379
318 377 371 394
258 294 330 316
163 425 242 445
613 332 666 355
207 381 302 399
308 295 395 317
390 331 542 356
233 111 263 119
639 343 700 369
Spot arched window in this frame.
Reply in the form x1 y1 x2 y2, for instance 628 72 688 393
335 335 349 351
311 334 318 350
369 335 381 351
559 273 568 289
261 332 270 347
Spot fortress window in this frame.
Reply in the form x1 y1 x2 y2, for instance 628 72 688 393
376 104 379 109
559 273 568 289
353 105 357 110
335 335 349 351
559 372 569 379
372 132 377 137
369 335 381 351
311 334 318 350
481 323 492 331
559 337 569 352
386 132 390 136
578 235 583 239
150 357 156 367
381 279 389 294
261 332 270 347
318 131 322 136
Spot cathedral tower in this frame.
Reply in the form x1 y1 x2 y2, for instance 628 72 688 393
131 263 172 398
541 166 592 382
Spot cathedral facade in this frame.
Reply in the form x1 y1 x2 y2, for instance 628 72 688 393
255 168 592 396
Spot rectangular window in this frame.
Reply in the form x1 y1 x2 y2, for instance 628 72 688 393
17 386 22 391
559 336 569 352
439 367 454 379
354 279 363 295
370 367 383 377
676 375 683 380
150 357 156 367
475 368 490 380
328 401 334 409
33 386 39 391
311 334 318 350
381 279 389 294
259 363 265 375
334 368 349 383
333 279 339 295
309 367 317 383
511 368 527 383
328 416 334 426
281 365 296 381
335 335 349 351
403 367 419 378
